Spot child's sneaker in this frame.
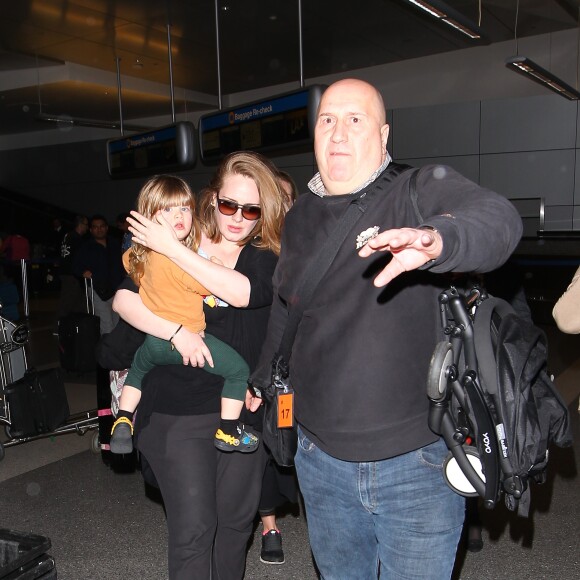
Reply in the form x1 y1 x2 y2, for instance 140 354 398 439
110 416 134 454
214 424 259 453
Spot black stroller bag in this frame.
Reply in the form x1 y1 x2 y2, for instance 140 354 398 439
427 287 572 516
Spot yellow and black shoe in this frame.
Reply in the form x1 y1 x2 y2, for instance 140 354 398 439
110 416 134 454
214 424 259 453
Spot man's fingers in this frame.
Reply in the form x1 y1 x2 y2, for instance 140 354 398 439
373 260 404 288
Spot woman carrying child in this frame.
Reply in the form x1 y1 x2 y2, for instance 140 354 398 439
110 174 258 455
113 151 286 579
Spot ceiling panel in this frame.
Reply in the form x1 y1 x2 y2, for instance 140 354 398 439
0 0 577 137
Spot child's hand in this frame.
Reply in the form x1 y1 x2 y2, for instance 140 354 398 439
171 328 214 368
128 210 179 257
245 388 263 412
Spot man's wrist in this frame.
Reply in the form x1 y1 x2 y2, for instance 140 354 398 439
419 225 443 266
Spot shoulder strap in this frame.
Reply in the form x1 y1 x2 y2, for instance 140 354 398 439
473 295 515 396
409 168 423 224
276 163 413 368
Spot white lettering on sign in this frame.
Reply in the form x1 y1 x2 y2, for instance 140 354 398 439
127 135 156 148
233 105 273 123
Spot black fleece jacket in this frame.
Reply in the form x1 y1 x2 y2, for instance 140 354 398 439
251 163 523 462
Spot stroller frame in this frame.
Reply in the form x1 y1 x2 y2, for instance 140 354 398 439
427 286 524 511
0 312 99 461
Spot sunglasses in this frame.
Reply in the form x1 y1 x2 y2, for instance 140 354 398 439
217 197 261 221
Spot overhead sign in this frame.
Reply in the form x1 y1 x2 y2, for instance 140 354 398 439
198 85 326 162
106 121 197 178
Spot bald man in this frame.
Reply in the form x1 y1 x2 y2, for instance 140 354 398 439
252 78 522 579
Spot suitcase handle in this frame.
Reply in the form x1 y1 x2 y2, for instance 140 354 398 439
84 278 95 315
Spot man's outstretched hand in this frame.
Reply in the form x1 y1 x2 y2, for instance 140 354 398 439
358 227 443 287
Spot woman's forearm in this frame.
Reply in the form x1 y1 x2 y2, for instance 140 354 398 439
112 288 180 340
170 243 251 307
112 288 217 366
127 211 251 307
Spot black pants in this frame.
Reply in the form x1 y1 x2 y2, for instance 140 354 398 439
138 412 267 580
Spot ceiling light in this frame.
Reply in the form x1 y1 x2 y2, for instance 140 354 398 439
505 56 580 100
404 0 486 41
35 113 151 132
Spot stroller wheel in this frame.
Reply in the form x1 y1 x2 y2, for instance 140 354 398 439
90 432 101 454
0 442 4 462
443 447 484 497
427 341 453 401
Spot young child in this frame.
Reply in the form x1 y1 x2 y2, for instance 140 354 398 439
110 174 259 455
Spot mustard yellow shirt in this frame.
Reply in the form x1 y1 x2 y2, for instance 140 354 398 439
123 249 209 333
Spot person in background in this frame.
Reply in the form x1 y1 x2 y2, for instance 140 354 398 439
58 215 89 317
249 78 523 579
257 166 300 566
73 214 124 334
0 231 30 262
552 265 580 412
276 169 299 211
553 266 580 334
0 230 30 298
46 217 65 259
0 265 20 322
113 151 287 579
115 212 133 252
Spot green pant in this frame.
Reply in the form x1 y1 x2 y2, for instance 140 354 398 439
125 334 249 401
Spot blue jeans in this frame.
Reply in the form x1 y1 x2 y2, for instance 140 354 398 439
295 427 465 580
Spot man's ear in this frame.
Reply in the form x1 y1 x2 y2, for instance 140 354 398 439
381 123 390 152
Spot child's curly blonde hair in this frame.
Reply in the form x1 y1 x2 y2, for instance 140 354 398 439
127 174 199 285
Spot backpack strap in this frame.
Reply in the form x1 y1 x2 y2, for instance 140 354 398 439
276 162 414 368
408 168 423 224
379 162 422 224
473 296 515 396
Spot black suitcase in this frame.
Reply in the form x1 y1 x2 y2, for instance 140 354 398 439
0 529 56 580
57 279 100 373
4 369 70 438
57 313 100 372
3 553 56 579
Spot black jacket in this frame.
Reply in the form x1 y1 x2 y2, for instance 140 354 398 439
72 236 125 301
251 164 523 462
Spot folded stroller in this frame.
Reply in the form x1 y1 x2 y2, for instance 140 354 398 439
427 286 571 517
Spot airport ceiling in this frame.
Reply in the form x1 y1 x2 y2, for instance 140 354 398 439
0 0 579 137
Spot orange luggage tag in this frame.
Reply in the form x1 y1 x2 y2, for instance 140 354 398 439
277 390 294 428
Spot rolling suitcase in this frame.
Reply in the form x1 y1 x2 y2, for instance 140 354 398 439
4 368 70 438
57 279 100 373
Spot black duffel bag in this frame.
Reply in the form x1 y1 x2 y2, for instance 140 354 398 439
260 355 297 467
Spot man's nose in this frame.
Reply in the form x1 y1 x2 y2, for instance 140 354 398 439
331 120 347 143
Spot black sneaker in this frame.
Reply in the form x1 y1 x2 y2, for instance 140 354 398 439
260 529 285 564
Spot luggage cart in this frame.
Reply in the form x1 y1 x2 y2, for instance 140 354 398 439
0 310 100 462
